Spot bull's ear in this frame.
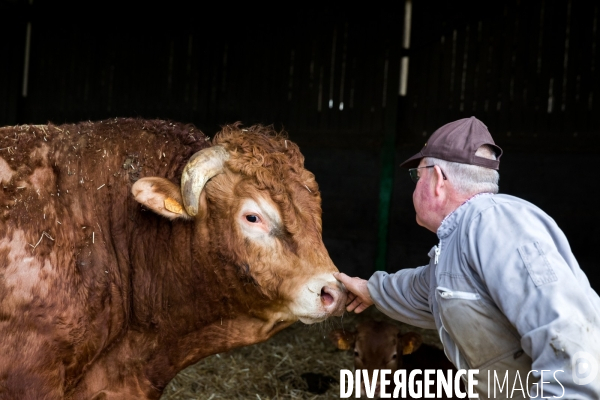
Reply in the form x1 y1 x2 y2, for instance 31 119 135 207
328 329 357 351
399 332 423 355
132 177 191 220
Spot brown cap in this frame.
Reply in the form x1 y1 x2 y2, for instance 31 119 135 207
400 116 503 170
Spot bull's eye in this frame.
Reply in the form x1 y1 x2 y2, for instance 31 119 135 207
354 351 359 357
392 354 397 359
246 214 260 223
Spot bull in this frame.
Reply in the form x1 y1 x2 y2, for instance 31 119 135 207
0 118 347 399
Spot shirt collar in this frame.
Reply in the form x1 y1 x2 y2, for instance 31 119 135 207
437 192 494 239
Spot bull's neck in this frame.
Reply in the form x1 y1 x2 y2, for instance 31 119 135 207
142 316 296 392
127 215 206 328
126 214 294 389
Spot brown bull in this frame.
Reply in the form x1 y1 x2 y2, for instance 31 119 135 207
0 118 346 399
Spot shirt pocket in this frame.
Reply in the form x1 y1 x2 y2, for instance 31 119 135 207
436 274 523 370
518 241 558 287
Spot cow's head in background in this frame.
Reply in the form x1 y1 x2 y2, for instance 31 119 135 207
329 320 420 372
329 320 419 397
132 123 346 330
329 320 460 399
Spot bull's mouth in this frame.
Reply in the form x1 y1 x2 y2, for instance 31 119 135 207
298 314 330 324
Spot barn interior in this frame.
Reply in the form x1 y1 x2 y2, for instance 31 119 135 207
1 0 599 398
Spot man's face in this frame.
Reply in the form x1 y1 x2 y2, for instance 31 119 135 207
412 159 437 231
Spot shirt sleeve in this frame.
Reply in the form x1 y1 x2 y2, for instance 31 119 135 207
367 265 436 329
466 201 600 398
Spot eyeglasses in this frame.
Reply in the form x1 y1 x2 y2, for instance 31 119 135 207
408 165 447 183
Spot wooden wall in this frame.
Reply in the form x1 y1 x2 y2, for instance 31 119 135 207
3 0 598 148
1 1 400 150
402 0 599 150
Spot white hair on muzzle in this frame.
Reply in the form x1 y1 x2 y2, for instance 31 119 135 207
424 145 500 196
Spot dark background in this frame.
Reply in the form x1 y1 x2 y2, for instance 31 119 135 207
2 0 599 289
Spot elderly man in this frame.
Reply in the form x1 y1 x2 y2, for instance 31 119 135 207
335 117 600 399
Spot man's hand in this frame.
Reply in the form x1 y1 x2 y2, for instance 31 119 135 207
334 272 374 313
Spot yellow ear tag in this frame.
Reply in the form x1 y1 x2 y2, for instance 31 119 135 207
337 338 351 351
403 341 415 355
164 197 183 214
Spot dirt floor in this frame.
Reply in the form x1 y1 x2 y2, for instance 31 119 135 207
160 307 442 400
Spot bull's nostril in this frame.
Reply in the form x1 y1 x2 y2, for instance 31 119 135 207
320 287 334 306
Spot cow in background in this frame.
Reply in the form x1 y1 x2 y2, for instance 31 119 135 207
329 320 462 399
0 118 346 399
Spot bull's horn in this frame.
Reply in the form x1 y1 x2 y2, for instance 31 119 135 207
181 145 229 216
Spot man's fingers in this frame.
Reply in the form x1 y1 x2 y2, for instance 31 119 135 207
334 272 364 293
333 272 350 286
334 272 372 313
345 292 357 306
355 303 370 313
347 299 371 313
346 297 362 312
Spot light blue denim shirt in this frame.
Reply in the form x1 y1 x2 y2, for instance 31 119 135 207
369 194 600 399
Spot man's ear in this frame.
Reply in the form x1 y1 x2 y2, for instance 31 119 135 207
328 329 357 351
399 332 423 355
132 177 191 220
433 165 447 195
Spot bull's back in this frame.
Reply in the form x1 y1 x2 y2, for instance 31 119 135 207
0 118 208 398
